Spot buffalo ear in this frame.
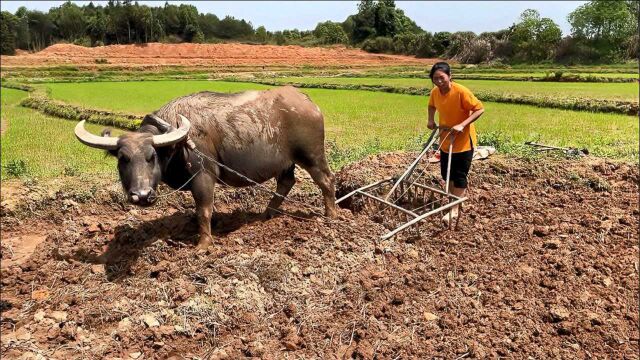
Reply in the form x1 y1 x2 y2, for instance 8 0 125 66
143 114 173 134
100 128 118 157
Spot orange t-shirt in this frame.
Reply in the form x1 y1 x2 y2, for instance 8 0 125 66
428 82 483 153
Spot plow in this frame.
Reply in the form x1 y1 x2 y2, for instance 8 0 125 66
336 127 467 240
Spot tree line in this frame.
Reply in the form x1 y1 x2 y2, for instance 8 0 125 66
1 0 637 64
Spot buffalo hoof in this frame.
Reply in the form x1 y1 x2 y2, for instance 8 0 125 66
325 207 339 219
264 209 280 220
196 235 213 250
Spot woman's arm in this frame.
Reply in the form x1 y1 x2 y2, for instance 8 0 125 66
427 106 437 130
452 108 484 132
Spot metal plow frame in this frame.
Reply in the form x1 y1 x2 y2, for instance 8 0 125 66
336 128 467 240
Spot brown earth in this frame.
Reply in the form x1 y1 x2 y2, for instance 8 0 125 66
0 43 439 68
0 154 638 359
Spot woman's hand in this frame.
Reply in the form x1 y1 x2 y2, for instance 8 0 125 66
452 123 465 132
427 119 436 130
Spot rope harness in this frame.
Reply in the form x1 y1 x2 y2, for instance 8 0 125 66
156 139 333 222
157 129 459 224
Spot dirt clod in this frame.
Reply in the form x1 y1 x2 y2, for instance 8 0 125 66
550 306 570 322
0 154 637 358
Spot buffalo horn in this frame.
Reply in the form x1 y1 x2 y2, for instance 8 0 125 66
74 120 119 150
152 114 191 147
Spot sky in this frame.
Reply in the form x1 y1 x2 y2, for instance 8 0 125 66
0 1 587 35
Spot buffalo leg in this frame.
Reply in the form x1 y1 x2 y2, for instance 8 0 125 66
191 172 215 249
265 165 296 218
302 159 338 218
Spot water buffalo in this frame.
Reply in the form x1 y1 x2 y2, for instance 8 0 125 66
75 86 338 249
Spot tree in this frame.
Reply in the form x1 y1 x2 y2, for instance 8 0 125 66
391 33 417 54
198 13 219 40
254 25 268 43
87 10 107 44
445 31 476 59
348 0 422 44
414 32 437 58
25 10 56 51
14 7 30 50
273 31 285 45
350 1 377 43
183 24 199 42
215 16 253 39
282 29 301 43
374 0 398 37
54 1 86 41
511 9 561 62
393 8 422 35
480 30 514 61
432 31 451 57
314 21 348 44
177 4 200 40
162 3 181 36
568 0 637 60
1 11 18 54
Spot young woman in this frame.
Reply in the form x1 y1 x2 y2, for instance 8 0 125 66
427 62 485 225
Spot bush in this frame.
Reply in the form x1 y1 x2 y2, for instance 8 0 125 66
445 31 476 59
192 30 205 44
73 36 92 47
20 95 141 130
455 38 492 64
160 35 183 44
624 34 639 60
362 36 394 54
414 33 437 58
392 34 417 55
314 21 349 45
493 39 514 62
4 159 28 177
63 164 80 176
554 36 602 64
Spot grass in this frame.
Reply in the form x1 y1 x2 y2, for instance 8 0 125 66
272 77 639 102
43 81 638 163
1 88 121 179
44 81 273 114
454 72 639 79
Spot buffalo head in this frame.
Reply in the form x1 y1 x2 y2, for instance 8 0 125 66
75 114 191 206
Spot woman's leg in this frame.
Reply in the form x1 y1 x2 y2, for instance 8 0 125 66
440 150 473 224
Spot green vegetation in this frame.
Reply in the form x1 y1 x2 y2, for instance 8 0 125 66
20 95 142 130
228 78 637 115
2 63 635 86
4 72 637 180
1 1 638 64
41 81 638 164
45 81 273 114
1 88 119 179
271 77 639 102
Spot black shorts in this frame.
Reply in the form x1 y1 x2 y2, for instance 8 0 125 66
440 149 473 188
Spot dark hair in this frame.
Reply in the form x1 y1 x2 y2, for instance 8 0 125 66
429 62 451 80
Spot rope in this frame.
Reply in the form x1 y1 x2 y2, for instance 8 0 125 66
155 168 202 199
190 148 337 222
155 147 208 199
155 128 458 228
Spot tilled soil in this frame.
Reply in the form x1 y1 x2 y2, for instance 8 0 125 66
0 154 638 359
0 43 437 68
